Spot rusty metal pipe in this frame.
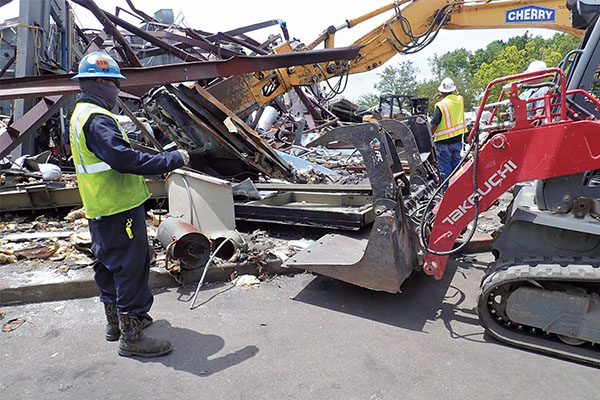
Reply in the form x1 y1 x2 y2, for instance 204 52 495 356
157 217 211 269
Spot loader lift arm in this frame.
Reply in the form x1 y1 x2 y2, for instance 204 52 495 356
422 67 600 279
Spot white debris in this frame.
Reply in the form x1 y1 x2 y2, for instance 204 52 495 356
267 245 295 262
287 239 314 252
39 163 62 181
232 274 260 289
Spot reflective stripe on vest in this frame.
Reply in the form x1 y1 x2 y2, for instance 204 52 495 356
433 95 467 142
74 161 111 174
69 102 150 219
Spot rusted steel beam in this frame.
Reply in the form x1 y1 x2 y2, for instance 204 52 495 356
205 21 279 46
293 86 323 122
71 0 142 67
92 5 204 63
0 95 69 158
0 52 16 78
74 24 90 46
0 46 362 100
124 0 157 23
145 31 238 58
218 32 269 56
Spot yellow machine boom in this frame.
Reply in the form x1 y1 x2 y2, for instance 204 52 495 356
213 1 579 116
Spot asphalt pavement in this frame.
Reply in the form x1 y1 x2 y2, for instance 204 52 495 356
1 252 598 400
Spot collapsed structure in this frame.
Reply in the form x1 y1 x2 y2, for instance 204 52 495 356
0 0 437 257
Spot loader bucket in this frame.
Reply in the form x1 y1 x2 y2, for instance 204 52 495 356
283 122 422 293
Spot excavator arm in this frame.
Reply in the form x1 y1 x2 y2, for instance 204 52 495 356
342 0 580 75
213 1 581 116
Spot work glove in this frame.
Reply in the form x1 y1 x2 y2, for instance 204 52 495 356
176 149 190 166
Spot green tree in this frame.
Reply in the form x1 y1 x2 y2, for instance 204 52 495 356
356 60 419 107
428 48 477 112
356 33 580 113
474 33 579 101
542 33 580 67
373 60 420 95
469 40 505 75
356 93 379 107
430 48 471 80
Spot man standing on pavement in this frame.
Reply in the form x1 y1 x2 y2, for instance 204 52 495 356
429 77 468 187
69 52 190 358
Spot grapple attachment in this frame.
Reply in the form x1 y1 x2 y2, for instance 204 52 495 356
284 120 438 293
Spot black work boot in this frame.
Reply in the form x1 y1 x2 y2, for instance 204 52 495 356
117 313 172 358
104 303 153 342
104 303 120 341
104 303 152 342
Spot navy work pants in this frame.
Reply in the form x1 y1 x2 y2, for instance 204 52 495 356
435 139 462 186
88 204 153 316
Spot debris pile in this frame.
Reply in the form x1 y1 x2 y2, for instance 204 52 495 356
0 0 440 291
0 210 93 274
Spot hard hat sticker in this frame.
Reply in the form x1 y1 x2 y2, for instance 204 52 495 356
95 57 110 70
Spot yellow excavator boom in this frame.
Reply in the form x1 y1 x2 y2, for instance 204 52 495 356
216 1 580 115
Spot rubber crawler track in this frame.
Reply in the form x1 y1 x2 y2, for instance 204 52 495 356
477 260 600 367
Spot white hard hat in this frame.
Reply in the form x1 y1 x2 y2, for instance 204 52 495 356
438 77 456 93
526 60 547 73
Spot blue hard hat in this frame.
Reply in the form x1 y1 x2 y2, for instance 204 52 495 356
72 52 126 81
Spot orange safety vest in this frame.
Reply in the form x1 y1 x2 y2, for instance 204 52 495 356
433 94 467 142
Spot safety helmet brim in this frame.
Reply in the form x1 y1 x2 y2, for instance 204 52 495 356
526 60 547 73
438 86 455 93
72 71 127 81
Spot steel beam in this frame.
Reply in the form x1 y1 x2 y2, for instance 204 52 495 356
72 0 204 63
71 0 142 67
145 31 238 58
0 179 166 212
124 0 157 23
0 95 68 159
0 53 15 78
0 46 361 100
205 20 280 43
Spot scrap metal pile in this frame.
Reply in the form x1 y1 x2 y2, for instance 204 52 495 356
0 0 442 289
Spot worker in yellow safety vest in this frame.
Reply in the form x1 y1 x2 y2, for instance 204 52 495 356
430 77 468 187
69 51 191 358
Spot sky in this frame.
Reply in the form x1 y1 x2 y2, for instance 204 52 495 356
3 0 562 102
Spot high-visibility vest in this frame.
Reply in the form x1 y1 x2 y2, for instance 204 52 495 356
69 102 150 219
433 94 468 142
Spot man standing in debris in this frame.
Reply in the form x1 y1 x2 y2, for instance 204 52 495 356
429 77 468 187
69 52 190 358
